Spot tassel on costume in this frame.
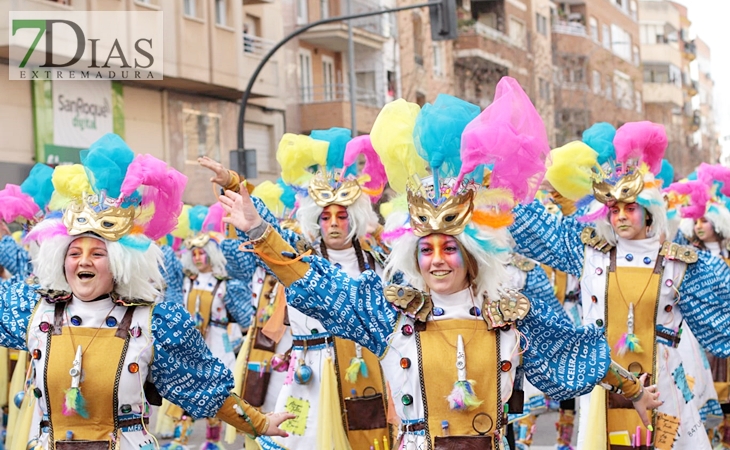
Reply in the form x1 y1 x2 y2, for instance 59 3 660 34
316 356 352 450
345 344 369 383
62 387 89 418
614 332 644 356
447 380 483 411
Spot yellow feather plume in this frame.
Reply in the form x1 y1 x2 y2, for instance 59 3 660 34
252 181 285 218
379 194 408 219
277 133 329 186
545 141 599 200
48 164 93 211
171 204 192 239
370 99 428 194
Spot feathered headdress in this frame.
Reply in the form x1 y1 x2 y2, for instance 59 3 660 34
0 163 55 226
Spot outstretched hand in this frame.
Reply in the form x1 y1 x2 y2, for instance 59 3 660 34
633 373 662 429
263 412 296 437
219 184 263 233
198 156 231 186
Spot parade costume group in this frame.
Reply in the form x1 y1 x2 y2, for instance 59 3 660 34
3 75 730 450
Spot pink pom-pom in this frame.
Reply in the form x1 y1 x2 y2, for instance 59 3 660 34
120 154 188 240
664 180 710 220
202 202 225 234
697 163 730 197
343 135 387 202
0 184 40 223
613 122 667 175
457 77 550 203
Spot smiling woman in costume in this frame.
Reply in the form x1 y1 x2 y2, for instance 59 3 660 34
509 122 730 449
215 79 659 450
0 134 292 450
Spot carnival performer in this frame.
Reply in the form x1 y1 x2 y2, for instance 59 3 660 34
509 121 730 449
200 126 393 450
217 79 660 450
666 164 730 447
0 133 294 450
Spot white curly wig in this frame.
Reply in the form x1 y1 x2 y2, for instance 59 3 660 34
295 193 379 244
180 238 227 278
382 211 512 300
591 180 669 246
705 203 730 240
33 225 165 303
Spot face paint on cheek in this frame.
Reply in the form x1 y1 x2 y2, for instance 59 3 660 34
442 245 464 269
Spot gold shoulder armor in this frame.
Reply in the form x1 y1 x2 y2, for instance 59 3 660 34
384 285 432 322
481 288 531 330
511 254 536 272
660 242 698 264
580 227 614 253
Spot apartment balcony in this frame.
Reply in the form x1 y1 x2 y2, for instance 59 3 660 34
455 21 527 72
687 110 701 132
242 34 280 98
298 84 381 134
685 79 699 97
643 82 683 107
552 20 587 37
300 0 388 52
641 44 682 68
683 39 697 62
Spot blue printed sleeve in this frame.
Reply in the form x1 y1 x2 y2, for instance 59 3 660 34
518 267 610 401
509 201 587 277
161 245 184 305
285 256 398 357
223 278 255 328
678 252 730 358
150 301 234 419
0 281 40 350
0 236 32 279
526 264 568 321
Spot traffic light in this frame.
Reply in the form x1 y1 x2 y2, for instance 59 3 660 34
429 0 458 41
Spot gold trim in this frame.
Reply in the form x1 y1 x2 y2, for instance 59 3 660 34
407 189 474 237
580 227 614 253
593 172 644 206
383 285 432 322
659 241 698 264
510 254 536 272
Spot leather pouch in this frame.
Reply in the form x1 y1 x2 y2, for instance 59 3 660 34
345 393 387 431
243 370 271 407
433 435 493 450
507 389 524 414
253 328 276 353
55 441 110 450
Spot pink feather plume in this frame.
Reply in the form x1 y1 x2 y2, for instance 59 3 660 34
119 154 188 240
578 204 609 223
613 122 667 175
457 77 550 203
24 219 69 243
664 180 710 220
343 135 387 202
0 184 40 223
202 202 225 234
697 163 730 197
380 227 414 242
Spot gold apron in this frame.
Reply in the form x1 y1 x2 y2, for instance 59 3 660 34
417 319 500 449
605 249 663 449
45 303 135 450
542 264 568 304
186 278 223 337
333 336 390 450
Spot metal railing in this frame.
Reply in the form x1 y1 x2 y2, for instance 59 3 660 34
339 0 385 36
243 33 276 56
552 20 586 37
299 83 381 107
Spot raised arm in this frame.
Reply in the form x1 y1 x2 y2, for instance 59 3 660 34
679 252 730 357
0 281 40 350
509 201 587 277
160 245 184 304
0 235 33 279
223 277 255 329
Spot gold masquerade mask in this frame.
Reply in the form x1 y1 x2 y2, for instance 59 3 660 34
593 172 644 206
407 189 475 237
308 176 362 208
63 198 136 241
184 232 212 249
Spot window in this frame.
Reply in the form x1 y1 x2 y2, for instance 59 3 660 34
630 1 638 20
432 43 444 77
322 56 335 101
539 78 550 101
298 49 313 103
215 0 227 26
602 24 611 50
635 92 642 113
613 71 633 109
386 71 397 101
183 109 221 162
605 75 613 99
356 71 378 106
589 17 599 43
183 0 196 17
633 45 640 66
320 0 329 19
536 13 548 36
297 0 308 25
509 17 526 48
592 70 601 94
413 13 424 66
416 92 426 107
611 24 631 61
